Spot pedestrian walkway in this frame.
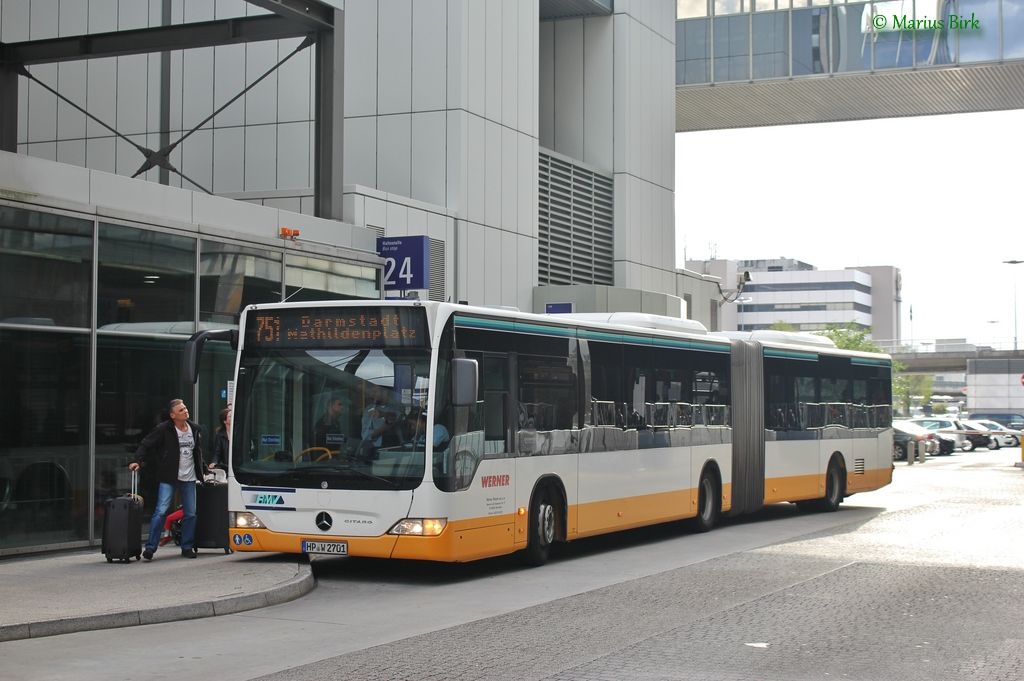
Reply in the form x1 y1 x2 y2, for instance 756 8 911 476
0 547 313 642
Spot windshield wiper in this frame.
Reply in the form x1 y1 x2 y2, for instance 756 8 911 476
301 465 402 489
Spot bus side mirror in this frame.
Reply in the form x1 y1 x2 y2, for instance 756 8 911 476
183 329 239 384
452 358 479 407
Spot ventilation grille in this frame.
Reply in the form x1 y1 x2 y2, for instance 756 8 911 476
538 151 613 286
854 458 865 475
429 237 445 302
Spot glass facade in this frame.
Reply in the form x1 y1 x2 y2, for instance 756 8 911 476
677 0 1023 84
9 2 314 197
0 201 380 554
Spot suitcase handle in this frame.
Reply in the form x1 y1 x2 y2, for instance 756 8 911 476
130 468 138 497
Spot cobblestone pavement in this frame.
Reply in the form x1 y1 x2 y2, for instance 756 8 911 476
257 452 1024 681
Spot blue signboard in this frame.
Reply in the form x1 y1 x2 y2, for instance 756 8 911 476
376 236 430 291
545 302 574 314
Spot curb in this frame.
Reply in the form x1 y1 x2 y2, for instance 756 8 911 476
0 562 315 643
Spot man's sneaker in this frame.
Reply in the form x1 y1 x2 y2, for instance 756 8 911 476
181 548 197 559
143 548 154 561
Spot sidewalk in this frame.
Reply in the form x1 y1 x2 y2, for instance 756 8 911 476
0 546 314 643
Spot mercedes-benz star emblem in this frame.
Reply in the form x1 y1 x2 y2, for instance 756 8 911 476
316 512 333 532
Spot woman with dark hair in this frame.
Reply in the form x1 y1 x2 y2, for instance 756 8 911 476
210 407 231 469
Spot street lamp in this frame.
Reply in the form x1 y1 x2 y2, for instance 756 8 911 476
1005 260 1022 351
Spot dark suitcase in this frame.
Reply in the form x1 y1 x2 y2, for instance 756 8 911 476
102 471 143 563
193 477 231 553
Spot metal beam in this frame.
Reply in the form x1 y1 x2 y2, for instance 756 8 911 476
246 0 336 30
0 62 16 152
1 15 310 66
313 7 344 221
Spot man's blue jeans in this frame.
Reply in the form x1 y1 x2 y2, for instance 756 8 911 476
146 480 197 552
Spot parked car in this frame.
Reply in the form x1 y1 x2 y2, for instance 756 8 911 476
967 413 1024 431
932 431 957 455
893 420 936 461
965 419 1020 448
908 417 992 452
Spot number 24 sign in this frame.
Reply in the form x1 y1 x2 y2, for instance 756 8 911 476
376 236 430 291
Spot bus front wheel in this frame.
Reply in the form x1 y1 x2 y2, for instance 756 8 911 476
524 488 556 567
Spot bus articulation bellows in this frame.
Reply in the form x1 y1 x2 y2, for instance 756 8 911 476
185 301 893 565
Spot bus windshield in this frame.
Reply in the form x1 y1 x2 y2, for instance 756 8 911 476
232 307 434 491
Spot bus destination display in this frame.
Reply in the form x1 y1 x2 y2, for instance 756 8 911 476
245 307 427 349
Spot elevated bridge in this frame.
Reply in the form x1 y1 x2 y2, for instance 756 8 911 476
890 347 1024 374
674 3 1024 131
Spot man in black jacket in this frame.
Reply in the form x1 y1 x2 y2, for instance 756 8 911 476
129 399 207 560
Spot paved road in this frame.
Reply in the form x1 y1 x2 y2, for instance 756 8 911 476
4 449 1023 680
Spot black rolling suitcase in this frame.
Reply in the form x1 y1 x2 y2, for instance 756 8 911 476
193 471 231 553
102 470 143 563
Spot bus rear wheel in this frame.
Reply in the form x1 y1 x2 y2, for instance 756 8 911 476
819 459 845 512
691 470 719 533
524 488 557 567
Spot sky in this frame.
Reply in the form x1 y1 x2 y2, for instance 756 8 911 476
674 108 1022 348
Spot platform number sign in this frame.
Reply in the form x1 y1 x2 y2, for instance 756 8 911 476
376 236 430 292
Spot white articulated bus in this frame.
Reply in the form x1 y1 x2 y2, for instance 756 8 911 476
185 301 893 565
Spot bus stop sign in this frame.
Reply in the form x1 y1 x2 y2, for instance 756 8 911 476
377 236 429 291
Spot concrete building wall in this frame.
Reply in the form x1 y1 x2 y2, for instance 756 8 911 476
343 0 539 310
538 3 678 301
967 360 1024 413
852 265 902 344
684 258 740 332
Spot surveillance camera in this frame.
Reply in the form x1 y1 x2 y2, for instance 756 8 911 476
737 271 751 285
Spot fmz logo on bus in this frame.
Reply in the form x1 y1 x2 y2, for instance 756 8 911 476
480 475 510 488
254 494 285 505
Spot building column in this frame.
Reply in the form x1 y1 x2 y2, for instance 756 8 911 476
0 63 18 153
314 8 345 221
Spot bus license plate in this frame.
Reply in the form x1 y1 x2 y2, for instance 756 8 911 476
302 540 348 555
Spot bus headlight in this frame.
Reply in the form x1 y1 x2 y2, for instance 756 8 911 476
232 512 265 529
388 518 447 536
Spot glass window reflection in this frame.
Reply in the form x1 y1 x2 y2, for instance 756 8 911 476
754 0 789 11
284 254 380 303
957 0 1000 62
0 329 91 550
753 11 790 77
716 0 747 15
714 15 752 81
1006 0 1024 58
833 4 871 72
793 7 831 74
97 224 196 329
200 240 282 325
678 0 709 18
677 18 712 83
0 207 93 329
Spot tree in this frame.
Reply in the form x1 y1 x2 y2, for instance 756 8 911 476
893 373 933 417
814 322 881 353
769 321 797 332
